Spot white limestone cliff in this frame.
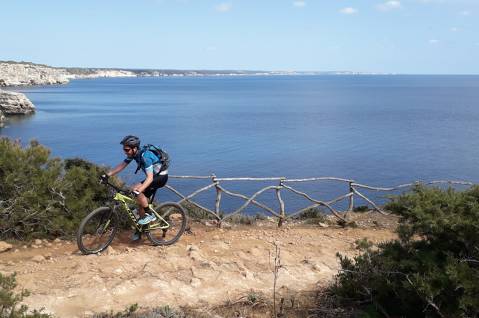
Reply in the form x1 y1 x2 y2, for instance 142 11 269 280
0 62 70 86
0 90 35 117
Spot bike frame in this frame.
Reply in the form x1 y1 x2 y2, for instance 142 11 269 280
106 182 171 232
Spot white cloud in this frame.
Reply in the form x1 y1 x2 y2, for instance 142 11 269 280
429 39 439 44
215 2 232 12
293 1 306 8
340 7 358 14
377 1 402 11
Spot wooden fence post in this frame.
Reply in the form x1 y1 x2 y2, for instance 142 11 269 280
277 179 286 227
348 182 354 211
212 174 223 228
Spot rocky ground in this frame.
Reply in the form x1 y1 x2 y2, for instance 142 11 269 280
0 213 398 318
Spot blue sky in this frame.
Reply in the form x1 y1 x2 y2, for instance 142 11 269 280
0 0 478 74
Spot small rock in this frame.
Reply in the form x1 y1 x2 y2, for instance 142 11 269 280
312 264 321 271
54 238 62 243
187 244 199 252
73 262 89 273
114 268 123 274
213 235 220 240
221 222 232 229
44 253 52 260
204 220 217 227
34 239 42 245
0 241 13 253
22 245 27 249
190 278 202 287
318 223 329 228
7 261 15 266
32 255 45 263
200 261 212 268
46 243 53 247
106 246 116 255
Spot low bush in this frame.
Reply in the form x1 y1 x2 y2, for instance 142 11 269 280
0 272 51 317
332 185 479 317
294 207 328 224
92 304 185 318
0 138 118 240
352 205 369 212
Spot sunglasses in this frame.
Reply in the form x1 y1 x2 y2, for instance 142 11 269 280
123 148 133 152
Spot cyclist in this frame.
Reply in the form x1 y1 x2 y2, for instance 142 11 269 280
102 135 168 240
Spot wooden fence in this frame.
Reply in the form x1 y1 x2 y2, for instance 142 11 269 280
163 175 473 226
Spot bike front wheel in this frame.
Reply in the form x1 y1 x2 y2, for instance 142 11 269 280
147 202 187 246
76 207 119 254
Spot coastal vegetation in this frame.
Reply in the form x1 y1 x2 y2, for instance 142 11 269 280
332 185 479 317
0 138 113 240
0 273 51 318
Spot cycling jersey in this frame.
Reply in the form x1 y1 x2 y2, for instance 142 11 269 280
124 150 168 175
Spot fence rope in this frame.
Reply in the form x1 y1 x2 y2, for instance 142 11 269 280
164 175 474 227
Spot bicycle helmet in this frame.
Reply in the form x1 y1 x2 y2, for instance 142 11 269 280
120 135 141 148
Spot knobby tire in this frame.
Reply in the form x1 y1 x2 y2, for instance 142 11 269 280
76 207 119 255
146 202 187 246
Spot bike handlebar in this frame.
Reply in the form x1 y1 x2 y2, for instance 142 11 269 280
101 179 133 196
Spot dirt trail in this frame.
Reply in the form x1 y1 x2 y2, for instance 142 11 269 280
0 220 396 317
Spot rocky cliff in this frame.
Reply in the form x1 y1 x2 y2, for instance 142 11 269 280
0 61 140 124
0 89 35 125
68 69 136 78
0 109 5 126
0 62 71 86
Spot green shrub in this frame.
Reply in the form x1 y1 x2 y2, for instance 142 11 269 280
180 201 216 220
332 185 479 317
295 206 328 223
92 304 185 318
0 272 51 317
353 205 369 212
0 138 115 240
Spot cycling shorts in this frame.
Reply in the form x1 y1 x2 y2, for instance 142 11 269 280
142 174 168 199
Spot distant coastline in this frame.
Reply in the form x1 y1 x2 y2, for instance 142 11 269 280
0 60 383 125
1 60 381 86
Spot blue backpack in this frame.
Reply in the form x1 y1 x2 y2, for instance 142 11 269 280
134 144 170 174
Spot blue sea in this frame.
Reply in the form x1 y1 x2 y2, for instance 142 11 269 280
2 75 479 212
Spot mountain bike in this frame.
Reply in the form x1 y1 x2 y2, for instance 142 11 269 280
76 178 187 255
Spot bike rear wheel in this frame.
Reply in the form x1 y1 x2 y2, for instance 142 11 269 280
147 202 187 246
76 207 119 254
